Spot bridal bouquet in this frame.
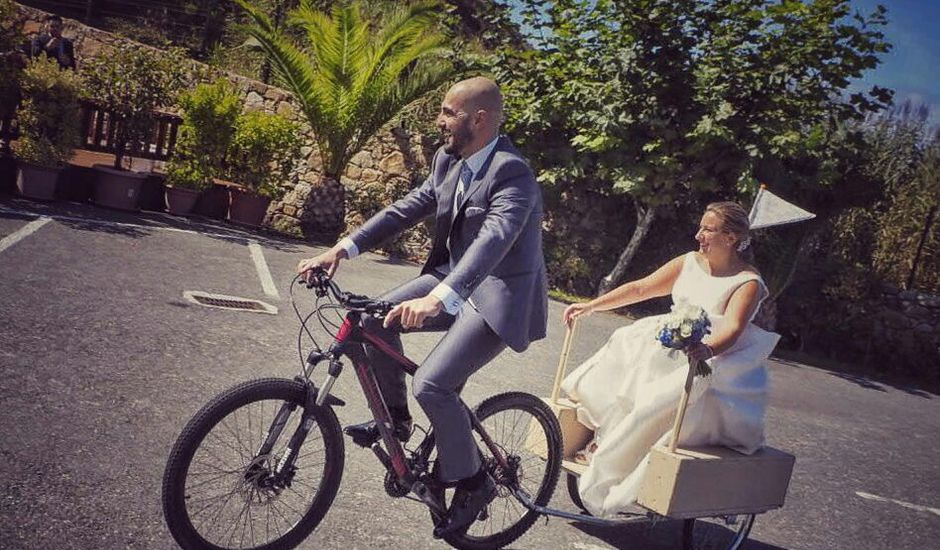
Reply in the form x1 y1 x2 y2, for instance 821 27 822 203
656 301 712 376
656 301 711 349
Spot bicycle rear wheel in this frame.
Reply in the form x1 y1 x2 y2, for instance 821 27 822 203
162 378 344 550
444 391 563 550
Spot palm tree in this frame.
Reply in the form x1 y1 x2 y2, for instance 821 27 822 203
235 0 453 235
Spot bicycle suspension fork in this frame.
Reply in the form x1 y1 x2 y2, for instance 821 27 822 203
253 351 344 480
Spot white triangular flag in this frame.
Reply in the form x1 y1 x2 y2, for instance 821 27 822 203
748 185 816 230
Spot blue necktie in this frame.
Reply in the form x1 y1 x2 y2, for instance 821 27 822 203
455 162 472 212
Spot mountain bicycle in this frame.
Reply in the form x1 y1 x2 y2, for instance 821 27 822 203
161 268 563 550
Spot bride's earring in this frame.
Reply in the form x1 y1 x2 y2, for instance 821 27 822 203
736 237 751 252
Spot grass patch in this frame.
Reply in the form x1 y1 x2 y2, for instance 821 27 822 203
548 288 592 304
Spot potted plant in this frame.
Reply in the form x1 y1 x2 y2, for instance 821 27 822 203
163 79 240 215
12 56 83 200
81 45 187 211
224 109 300 226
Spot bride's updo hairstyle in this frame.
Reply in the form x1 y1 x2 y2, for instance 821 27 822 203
705 201 753 261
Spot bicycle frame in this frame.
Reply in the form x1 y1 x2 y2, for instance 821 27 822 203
296 309 512 507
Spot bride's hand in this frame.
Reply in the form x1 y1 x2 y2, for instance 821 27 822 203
685 342 716 362
563 302 594 327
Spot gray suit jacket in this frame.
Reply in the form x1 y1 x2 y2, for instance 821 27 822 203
350 136 548 352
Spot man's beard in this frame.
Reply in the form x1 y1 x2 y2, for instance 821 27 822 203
443 126 472 157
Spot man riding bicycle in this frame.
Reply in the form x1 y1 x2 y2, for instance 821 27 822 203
297 76 548 537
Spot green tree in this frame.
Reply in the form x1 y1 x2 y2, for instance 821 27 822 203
493 0 890 295
234 0 453 235
862 105 939 292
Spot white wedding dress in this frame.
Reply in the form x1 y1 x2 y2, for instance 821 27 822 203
561 252 781 518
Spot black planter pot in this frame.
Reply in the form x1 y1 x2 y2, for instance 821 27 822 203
139 174 167 212
57 165 95 203
193 183 229 219
0 154 15 195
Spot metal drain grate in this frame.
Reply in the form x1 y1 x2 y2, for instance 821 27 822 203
183 291 278 315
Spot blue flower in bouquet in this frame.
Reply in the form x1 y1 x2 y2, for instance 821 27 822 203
655 301 711 350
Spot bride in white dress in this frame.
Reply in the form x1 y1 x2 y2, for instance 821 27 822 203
560 202 781 518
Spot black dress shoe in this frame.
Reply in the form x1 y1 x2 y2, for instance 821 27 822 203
433 474 497 538
343 418 412 447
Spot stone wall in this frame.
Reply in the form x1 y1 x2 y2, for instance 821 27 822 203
15 3 440 247
875 286 940 358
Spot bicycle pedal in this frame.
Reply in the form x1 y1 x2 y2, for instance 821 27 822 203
343 425 381 448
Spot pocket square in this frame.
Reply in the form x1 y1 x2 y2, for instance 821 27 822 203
465 206 486 217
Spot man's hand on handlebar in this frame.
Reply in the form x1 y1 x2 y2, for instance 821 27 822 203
297 246 348 281
384 295 444 330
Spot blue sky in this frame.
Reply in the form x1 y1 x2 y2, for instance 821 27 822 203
849 1 940 126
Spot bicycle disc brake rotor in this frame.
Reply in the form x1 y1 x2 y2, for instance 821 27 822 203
240 454 287 502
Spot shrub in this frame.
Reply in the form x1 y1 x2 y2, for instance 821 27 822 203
13 57 83 168
225 110 300 199
164 78 241 190
0 0 26 121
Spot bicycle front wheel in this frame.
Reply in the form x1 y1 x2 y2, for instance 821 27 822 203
162 378 345 550
445 391 563 550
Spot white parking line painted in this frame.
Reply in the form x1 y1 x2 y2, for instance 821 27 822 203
0 216 51 254
248 240 279 299
856 491 940 517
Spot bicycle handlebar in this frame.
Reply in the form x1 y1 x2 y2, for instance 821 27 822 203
300 267 395 316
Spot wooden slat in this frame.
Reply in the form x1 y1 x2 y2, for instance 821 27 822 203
80 106 94 146
154 120 168 158
92 107 105 149
104 112 117 152
166 121 179 160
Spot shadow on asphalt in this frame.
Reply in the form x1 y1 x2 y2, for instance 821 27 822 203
0 195 307 253
569 517 791 549
827 371 934 399
772 355 936 400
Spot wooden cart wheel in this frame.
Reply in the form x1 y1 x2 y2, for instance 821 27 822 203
565 473 588 514
682 513 755 550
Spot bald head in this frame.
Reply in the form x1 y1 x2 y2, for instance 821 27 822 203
437 77 503 157
447 77 503 122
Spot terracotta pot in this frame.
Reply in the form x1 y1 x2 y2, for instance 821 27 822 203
228 188 272 227
193 183 230 219
165 186 201 215
16 162 61 201
92 164 147 211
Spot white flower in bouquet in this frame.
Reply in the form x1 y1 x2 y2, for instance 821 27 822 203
656 301 710 350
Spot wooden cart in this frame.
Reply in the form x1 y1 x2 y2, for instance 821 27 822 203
527 320 795 550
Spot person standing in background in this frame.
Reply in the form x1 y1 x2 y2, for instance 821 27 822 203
31 15 75 70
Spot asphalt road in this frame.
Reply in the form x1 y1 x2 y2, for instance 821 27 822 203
1 195 938 550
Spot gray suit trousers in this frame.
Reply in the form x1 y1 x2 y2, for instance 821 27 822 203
362 272 507 482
